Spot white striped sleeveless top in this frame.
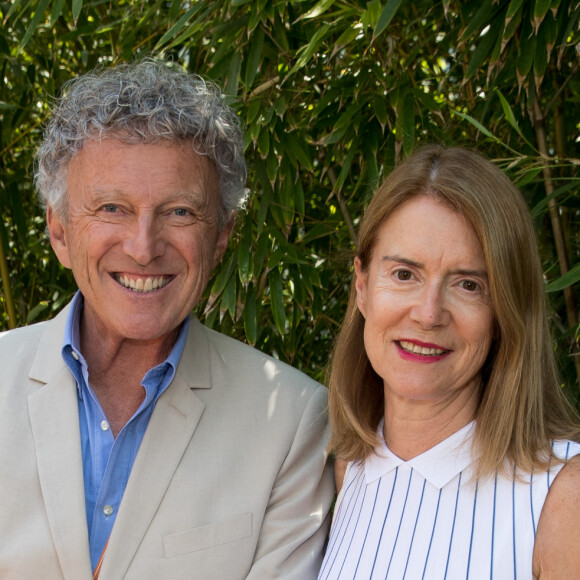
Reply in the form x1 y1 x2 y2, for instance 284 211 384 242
319 422 580 580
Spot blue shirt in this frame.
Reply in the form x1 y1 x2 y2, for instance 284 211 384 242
61 292 189 570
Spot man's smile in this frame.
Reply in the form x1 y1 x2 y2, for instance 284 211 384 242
115 274 172 293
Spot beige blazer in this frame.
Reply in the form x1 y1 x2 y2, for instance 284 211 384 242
0 305 334 579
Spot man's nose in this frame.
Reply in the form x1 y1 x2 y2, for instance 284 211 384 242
409 282 450 328
123 215 165 265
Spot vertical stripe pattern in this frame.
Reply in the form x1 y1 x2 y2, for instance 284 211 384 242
319 435 580 580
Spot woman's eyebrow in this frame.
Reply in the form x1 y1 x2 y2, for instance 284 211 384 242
379 256 488 279
380 255 422 268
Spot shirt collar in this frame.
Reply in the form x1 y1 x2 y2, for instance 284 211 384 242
365 420 475 489
61 290 190 393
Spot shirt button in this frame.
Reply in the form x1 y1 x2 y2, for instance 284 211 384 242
103 505 114 516
100 420 110 431
71 351 79 361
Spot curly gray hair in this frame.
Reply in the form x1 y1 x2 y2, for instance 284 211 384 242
35 60 247 227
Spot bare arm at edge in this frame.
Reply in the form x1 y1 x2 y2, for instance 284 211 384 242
533 454 580 579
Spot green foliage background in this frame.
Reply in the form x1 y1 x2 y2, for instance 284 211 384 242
1 0 579 404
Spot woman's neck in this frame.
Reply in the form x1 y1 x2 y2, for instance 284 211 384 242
382 385 479 461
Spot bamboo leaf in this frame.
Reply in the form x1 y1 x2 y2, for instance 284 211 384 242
373 95 389 128
258 127 270 158
299 0 336 21
18 0 51 52
237 220 253 284
464 18 502 80
506 0 525 19
27 301 49 324
169 0 182 21
530 181 578 218
502 0 523 53
494 88 524 138
154 4 202 51
50 0 66 27
402 93 415 155
279 172 296 226
252 231 270 278
332 24 360 55
442 0 451 18
533 0 552 32
546 262 580 292
517 28 537 77
278 131 313 170
221 274 237 318
534 22 548 83
460 1 494 42
453 110 497 140
288 25 329 76
225 52 242 97
72 0 83 24
210 250 237 296
3 0 23 24
245 27 264 89
335 141 358 193
243 283 258 345
373 0 404 40
269 269 286 335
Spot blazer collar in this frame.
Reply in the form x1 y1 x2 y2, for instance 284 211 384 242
29 302 73 383
28 305 93 579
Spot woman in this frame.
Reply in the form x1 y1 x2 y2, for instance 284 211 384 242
319 145 580 579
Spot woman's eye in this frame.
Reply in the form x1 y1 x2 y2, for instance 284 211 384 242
461 279 479 291
395 269 412 281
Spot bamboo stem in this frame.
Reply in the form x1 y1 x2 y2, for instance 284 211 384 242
0 226 17 329
327 167 357 244
532 91 580 389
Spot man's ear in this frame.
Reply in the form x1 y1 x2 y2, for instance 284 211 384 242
212 211 236 268
354 257 367 319
46 204 72 269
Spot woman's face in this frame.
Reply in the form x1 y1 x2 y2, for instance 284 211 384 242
355 194 495 409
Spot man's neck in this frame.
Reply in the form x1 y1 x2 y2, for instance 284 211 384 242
79 315 182 437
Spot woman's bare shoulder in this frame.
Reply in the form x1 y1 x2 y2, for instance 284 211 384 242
533 454 580 579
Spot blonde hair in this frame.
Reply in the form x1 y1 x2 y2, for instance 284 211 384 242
328 145 580 476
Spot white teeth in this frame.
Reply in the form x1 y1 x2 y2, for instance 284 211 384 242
117 275 168 293
399 340 447 356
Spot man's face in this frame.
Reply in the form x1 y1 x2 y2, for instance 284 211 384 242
48 138 232 346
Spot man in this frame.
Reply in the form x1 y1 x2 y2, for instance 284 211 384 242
0 60 333 579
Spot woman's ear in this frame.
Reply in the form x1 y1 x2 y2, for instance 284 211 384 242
354 257 367 318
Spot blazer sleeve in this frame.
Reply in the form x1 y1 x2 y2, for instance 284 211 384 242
247 384 334 579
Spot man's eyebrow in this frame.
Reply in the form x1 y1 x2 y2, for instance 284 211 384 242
90 189 207 206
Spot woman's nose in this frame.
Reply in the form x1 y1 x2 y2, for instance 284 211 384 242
409 282 450 328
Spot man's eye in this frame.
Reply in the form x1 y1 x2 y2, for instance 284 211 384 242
395 269 412 281
461 279 479 291
173 208 189 217
102 204 118 213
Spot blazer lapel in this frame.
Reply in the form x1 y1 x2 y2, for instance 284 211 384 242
28 365 93 579
99 317 211 577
